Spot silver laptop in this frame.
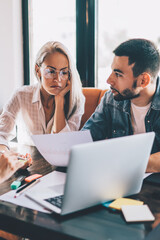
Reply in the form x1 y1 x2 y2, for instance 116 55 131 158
26 132 155 215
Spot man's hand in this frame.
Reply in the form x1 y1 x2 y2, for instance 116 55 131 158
146 152 160 172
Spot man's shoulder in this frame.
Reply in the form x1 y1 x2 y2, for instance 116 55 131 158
150 76 160 110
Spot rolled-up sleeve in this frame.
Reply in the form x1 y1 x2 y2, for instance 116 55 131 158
0 90 20 147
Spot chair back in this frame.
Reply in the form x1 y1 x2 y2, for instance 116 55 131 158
80 88 107 129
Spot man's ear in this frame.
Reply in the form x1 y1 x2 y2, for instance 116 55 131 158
139 73 151 88
35 64 41 79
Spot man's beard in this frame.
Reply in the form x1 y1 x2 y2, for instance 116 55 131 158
111 80 140 101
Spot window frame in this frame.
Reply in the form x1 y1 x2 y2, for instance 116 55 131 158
22 0 30 85
22 0 97 87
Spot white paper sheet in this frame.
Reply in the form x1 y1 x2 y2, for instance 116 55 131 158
0 171 66 213
122 205 155 222
31 130 93 166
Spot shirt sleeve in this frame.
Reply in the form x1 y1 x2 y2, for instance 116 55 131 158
0 89 20 147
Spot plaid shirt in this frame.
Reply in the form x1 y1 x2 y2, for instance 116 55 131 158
0 83 85 147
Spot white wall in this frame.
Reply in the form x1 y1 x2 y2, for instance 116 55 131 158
0 0 23 111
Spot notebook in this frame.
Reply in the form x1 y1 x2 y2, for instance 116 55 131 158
26 132 155 215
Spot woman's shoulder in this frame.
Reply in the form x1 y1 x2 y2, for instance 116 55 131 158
10 83 40 104
12 83 39 98
15 83 39 94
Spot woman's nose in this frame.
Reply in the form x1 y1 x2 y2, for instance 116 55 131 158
53 72 61 82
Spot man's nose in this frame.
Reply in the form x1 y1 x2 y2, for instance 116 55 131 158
106 73 114 85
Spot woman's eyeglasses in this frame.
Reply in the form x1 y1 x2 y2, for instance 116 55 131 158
42 67 70 81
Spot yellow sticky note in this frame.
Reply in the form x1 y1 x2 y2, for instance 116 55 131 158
109 198 143 210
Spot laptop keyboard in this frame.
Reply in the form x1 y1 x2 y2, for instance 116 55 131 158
44 195 64 209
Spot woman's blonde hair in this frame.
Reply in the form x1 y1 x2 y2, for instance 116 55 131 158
35 41 84 119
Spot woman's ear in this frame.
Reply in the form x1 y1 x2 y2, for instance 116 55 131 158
35 64 41 80
140 73 151 88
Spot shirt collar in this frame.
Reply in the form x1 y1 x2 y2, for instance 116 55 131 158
116 100 131 113
108 90 131 113
151 76 160 110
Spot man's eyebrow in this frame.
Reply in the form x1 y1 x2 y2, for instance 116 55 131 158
46 66 68 70
113 69 124 74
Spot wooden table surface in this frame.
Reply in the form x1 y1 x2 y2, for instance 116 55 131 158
0 143 160 240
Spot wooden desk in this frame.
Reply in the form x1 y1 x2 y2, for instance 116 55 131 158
0 143 160 240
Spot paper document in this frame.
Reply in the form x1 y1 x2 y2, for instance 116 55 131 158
0 171 66 213
32 130 92 166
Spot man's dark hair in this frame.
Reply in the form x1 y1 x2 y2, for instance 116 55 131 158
113 38 160 81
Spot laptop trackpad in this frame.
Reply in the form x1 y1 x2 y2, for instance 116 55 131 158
48 184 64 195
28 184 64 199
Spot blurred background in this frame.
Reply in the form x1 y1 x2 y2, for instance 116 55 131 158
1 0 160 111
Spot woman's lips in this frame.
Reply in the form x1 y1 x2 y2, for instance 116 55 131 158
50 85 61 89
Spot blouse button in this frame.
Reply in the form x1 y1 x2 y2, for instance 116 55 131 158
147 120 150 123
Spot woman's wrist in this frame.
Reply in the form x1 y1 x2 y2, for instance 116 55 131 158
55 96 65 107
0 145 9 152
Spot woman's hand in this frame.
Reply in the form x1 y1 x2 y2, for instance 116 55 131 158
52 81 71 133
0 151 25 184
19 153 33 169
55 80 71 100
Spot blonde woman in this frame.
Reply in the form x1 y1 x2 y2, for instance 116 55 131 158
0 41 85 151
